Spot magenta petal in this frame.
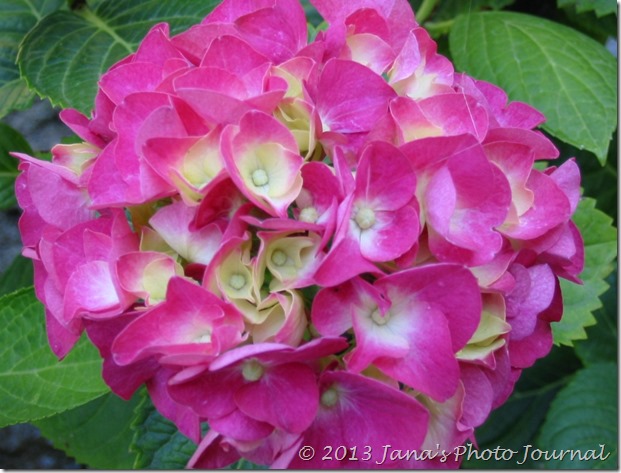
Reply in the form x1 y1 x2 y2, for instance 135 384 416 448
505 264 555 340
359 204 419 261
169 368 243 419
62 260 123 323
312 236 382 287
509 319 553 368
381 264 482 351
289 370 429 469
355 141 416 210
187 431 241 470
235 363 319 433
312 280 359 336
99 62 163 105
459 363 494 429
112 277 243 365
209 408 274 442
146 367 202 443
371 306 460 401
44 308 81 359
316 58 396 133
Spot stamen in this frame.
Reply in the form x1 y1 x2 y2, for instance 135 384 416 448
354 207 376 230
242 359 264 382
229 273 247 290
271 249 288 266
251 169 269 187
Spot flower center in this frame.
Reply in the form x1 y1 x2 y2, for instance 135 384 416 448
251 169 269 187
299 206 319 223
320 387 339 407
371 308 389 326
354 207 376 230
271 249 287 266
229 273 247 290
242 359 264 382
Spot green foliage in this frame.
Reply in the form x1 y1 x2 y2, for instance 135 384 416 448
449 11 617 163
0 287 109 427
0 122 32 209
130 392 201 469
0 255 33 297
573 271 617 365
462 346 583 469
0 0 65 118
553 198 618 345
537 362 618 469
34 391 141 469
18 0 220 114
130 393 265 469
411 0 516 23
557 0 617 17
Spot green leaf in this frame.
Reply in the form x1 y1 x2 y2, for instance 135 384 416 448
0 287 108 427
0 0 65 118
558 0 617 17
131 393 265 469
411 0 516 23
462 345 582 469
537 362 618 469
34 391 141 469
0 255 34 297
0 122 33 210
18 0 220 114
552 198 617 345
130 392 200 469
573 271 617 365
449 11 617 163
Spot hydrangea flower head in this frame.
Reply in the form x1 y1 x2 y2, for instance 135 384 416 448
14 0 583 468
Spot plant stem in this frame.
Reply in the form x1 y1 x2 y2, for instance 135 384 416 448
416 0 440 24
425 19 455 38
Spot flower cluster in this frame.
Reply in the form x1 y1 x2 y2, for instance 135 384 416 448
15 0 583 469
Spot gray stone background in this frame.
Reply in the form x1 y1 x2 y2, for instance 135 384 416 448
0 101 84 469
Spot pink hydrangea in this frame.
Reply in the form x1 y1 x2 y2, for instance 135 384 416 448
14 0 583 469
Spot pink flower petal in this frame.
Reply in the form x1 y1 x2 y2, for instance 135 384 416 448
288 370 429 468
315 58 396 133
234 362 319 433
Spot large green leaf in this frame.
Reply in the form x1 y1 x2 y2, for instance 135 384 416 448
130 392 200 470
558 0 617 17
131 393 265 469
462 345 583 469
449 11 617 163
0 255 34 297
0 0 65 118
410 0 516 23
0 287 108 427
0 122 33 210
553 198 617 345
573 271 617 365
18 0 220 114
537 362 618 469
34 391 140 469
